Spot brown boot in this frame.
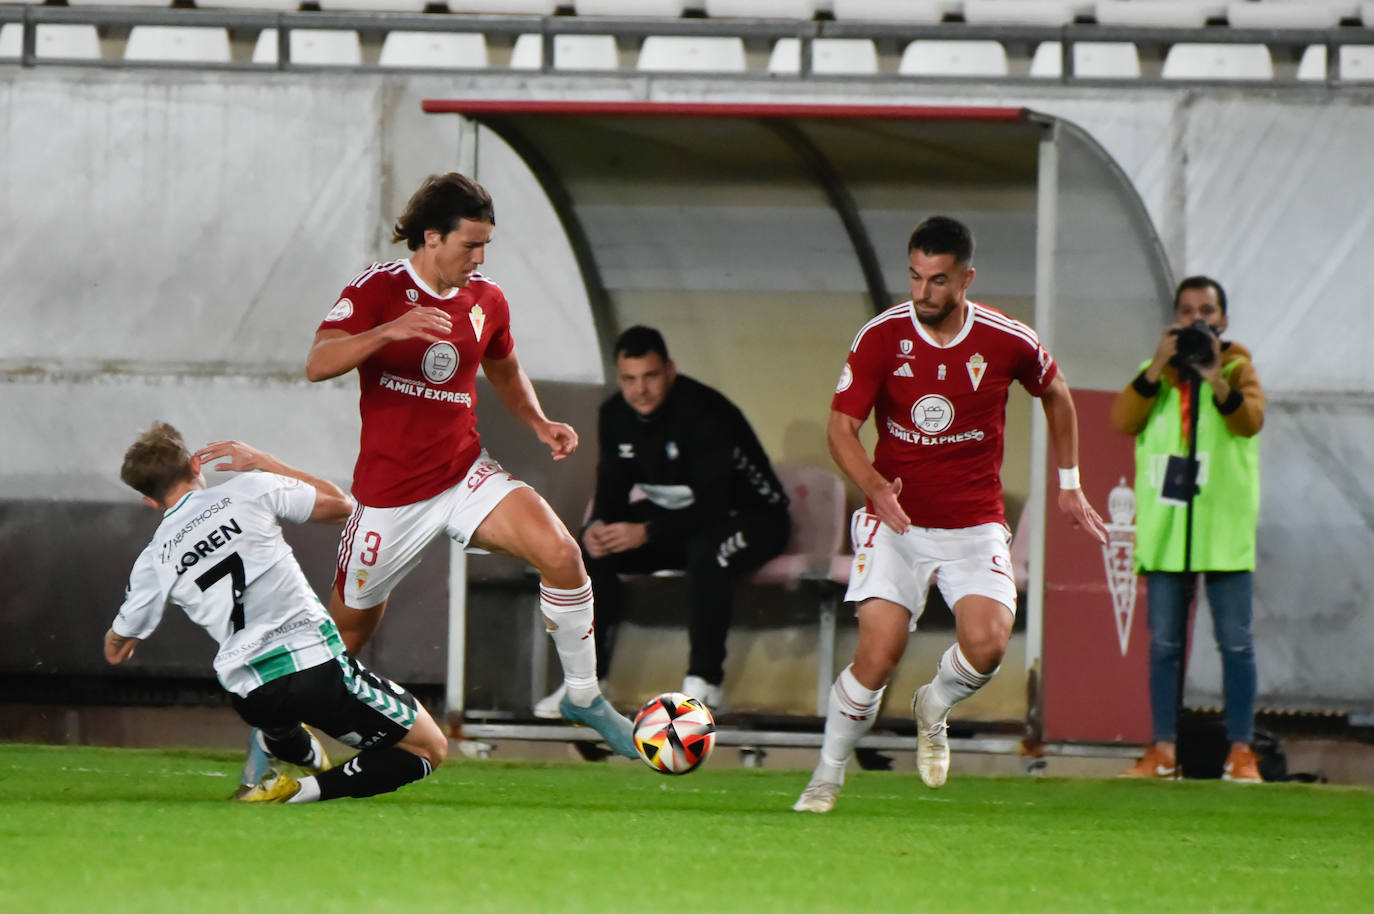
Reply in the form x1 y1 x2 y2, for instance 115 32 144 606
1222 744 1262 783
1118 744 1177 779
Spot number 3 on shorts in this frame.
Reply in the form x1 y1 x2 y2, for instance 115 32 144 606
360 530 381 566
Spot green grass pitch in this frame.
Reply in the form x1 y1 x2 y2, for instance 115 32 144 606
1 743 1370 913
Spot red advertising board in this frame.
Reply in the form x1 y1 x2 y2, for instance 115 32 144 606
1041 389 1156 743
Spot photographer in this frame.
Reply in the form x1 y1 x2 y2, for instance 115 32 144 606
1109 276 1266 782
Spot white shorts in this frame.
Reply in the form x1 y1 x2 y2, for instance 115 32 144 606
843 510 1017 630
334 450 527 609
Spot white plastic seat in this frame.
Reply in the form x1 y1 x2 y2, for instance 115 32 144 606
379 31 488 68
1226 2 1345 28
637 35 747 71
252 29 363 65
510 33 619 69
1095 0 1222 28
448 0 558 11
769 37 879 73
831 0 948 21
899 39 1008 76
124 26 232 62
191 0 302 9
66 0 172 6
962 0 1089 25
1161 43 1273 80
703 0 816 16
1030 40 1140 77
576 0 686 14
317 0 428 10
0 23 101 59
1298 44 1374 80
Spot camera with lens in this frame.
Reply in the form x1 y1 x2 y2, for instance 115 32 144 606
1170 319 1219 369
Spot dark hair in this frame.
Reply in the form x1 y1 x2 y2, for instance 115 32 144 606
1174 275 1228 316
391 173 495 251
908 215 975 266
614 325 670 361
121 421 194 502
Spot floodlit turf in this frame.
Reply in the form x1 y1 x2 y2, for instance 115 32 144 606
1 744 1371 914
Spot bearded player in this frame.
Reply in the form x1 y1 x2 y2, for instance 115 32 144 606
794 216 1107 813
305 173 635 758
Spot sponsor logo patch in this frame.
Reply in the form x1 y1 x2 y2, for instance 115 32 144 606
836 363 854 393
422 342 459 384
911 394 955 434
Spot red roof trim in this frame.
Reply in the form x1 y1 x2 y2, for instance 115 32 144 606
421 100 1027 121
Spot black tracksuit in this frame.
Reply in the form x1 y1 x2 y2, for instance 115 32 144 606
586 376 790 684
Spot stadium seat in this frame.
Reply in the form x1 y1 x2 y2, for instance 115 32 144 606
252 29 363 65
576 0 687 15
1161 42 1273 79
378 31 489 68
1298 44 1374 80
962 0 1089 25
0 23 101 59
1094 0 1221 28
748 465 848 589
703 0 817 16
193 0 302 9
831 0 949 21
768 37 880 74
1030 40 1141 77
65 0 171 6
510 33 619 69
317 0 429 10
124 26 232 63
448 0 559 11
637 35 747 71
899 40 1009 76
1225 1 1345 28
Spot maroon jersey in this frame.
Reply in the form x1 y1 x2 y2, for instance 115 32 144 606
319 259 514 508
832 300 1057 529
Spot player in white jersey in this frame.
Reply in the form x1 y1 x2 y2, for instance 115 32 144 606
105 422 448 803
794 216 1107 813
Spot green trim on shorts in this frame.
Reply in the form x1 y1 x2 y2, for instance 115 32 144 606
337 656 417 728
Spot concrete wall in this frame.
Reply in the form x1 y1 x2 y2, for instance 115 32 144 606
5 66 1373 713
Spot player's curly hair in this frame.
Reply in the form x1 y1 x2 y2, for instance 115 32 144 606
908 215 974 267
121 421 194 502
392 173 495 251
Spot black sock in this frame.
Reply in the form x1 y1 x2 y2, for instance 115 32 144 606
262 725 314 767
315 748 432 800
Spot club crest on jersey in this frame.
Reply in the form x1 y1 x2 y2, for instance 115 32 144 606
666 441 679 460
853 551 869 583
836 363 854 393
406 289 419 303
966 353 988 391
618 443 635 459
325 298 353 322
469 304 486 340
422 342 459 384
911 394 955 434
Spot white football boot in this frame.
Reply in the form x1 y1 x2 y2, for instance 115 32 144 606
912 684 951 788
793 777 842 813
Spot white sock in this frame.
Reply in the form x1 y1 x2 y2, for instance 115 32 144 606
814 665 885 784
541 581 600 707
286 775 321 803
927 643 997 713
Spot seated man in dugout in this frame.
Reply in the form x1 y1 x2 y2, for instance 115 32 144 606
534 326 791 715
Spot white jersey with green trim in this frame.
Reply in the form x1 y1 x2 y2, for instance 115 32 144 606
113 472 344 697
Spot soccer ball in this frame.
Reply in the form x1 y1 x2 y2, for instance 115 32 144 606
632 691 717 775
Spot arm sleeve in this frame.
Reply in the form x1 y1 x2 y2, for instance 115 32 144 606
481 286 515 361
1014 332 1059 399
1217 357 1265 437
316 271 384 336
111 547 168 640
589 402 634 527
830 332 884 421
260 474 319 524
1109 360 1162 436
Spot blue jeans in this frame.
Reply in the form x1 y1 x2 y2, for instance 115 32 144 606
1145 570 1257 744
